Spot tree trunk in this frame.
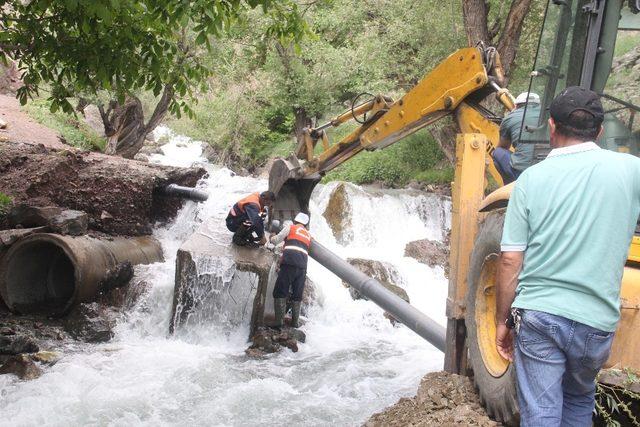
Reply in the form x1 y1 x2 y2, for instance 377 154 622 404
293 107 312 147
462 0 491 47
429 0 534 165
429 118 457 165
496 0 534 78
99 85 174 159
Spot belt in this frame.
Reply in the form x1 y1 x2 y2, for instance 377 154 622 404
283 246 308 255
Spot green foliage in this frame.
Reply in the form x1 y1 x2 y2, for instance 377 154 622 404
324 129 451 187
595 379 640 427
0 192 12 215
23 99 105 151
0 0 306 116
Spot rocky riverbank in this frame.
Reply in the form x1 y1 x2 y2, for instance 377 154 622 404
365 371 498 426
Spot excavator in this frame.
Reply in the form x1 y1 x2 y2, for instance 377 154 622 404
268 0 640 424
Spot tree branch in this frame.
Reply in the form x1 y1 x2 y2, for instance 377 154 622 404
144 84 174 134
496 0 534 78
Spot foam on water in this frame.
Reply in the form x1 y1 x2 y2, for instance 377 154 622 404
0 126 451 426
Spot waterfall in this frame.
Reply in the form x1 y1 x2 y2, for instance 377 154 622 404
0 126 451 426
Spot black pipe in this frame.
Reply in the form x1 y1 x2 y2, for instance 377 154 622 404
163 184 209 202
308 239 447 352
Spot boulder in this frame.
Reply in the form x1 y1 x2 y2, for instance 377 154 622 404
343 258 409 323
170 218 278 337
63 303 116 343
7 205 88 236
404 238 449 275
343 258 406 301
0 354 42 380
246 326 307 356
31 351 61 366
322 183 353 245
0 334 39 355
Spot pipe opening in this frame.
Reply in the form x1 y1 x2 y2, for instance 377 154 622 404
5 241 76 314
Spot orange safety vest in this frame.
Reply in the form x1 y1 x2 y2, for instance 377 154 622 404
229 192 262 217
283 224 311 255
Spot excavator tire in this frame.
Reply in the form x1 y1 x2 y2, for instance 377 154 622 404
465 210 519 426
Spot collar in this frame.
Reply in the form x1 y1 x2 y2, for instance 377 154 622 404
547 141 600 158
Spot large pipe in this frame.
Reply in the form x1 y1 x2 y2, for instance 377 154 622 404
163 184 209 202
0 233 163 316
309 239 446 352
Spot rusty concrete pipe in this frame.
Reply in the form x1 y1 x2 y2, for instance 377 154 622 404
0 233 163 316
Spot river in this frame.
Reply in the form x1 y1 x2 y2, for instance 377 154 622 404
0 127 451 426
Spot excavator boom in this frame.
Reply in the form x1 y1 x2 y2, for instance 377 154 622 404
268 46 514 223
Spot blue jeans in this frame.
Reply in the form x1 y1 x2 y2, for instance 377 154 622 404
492 147 520 184
515 309 615 427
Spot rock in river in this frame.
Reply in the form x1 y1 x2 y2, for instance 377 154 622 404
170 217 278 337
0 354 42 380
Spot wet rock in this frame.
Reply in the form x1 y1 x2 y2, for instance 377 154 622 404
64 303 116 343
99 279 151 310
99 261 134 293
365 371 498 426
404 238 449 275
170 218 277 337
322 183 353 245
0 354 42 380
343 258 409 323
343 258 407 302
31 350 61 366
246 326 306 356
0 334 39 355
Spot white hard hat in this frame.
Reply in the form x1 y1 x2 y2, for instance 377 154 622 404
515 92 540 105
294 212 309 225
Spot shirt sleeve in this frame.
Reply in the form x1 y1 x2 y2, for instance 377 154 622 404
501 182 528 252
271 222 291 246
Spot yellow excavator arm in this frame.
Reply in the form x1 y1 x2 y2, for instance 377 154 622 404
269 46 515 223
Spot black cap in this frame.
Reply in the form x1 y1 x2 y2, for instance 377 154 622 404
549 86 604 126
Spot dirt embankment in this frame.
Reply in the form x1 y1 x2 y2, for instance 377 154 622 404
365 371 498 426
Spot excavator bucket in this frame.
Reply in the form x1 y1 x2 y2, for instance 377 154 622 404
268 157 321 224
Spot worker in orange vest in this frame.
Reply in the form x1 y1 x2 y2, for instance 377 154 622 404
226 191 275 247
269 212 311 328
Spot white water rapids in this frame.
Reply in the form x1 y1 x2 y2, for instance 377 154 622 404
0 127 451 426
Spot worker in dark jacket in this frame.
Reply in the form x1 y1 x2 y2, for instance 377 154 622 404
226 191 275 247
492 92 541 184
270 212 311 328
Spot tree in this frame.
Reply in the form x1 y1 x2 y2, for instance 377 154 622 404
0 0 306 157
462 0 536 82
423 0 541 163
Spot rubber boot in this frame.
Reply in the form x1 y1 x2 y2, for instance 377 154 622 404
274 298 286 329
291 301 302 328
232 224 251 246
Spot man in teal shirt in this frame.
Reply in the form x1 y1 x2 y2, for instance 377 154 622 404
492 92 541 184
495 87 640 426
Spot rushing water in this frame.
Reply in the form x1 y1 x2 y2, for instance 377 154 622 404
0 126 451 426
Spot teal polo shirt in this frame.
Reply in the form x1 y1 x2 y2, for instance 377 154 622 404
501 142 640 332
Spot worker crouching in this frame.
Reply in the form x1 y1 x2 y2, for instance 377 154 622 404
270 212 311 329
226 191 275 247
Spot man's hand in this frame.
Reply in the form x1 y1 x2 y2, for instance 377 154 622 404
496 323 514 361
